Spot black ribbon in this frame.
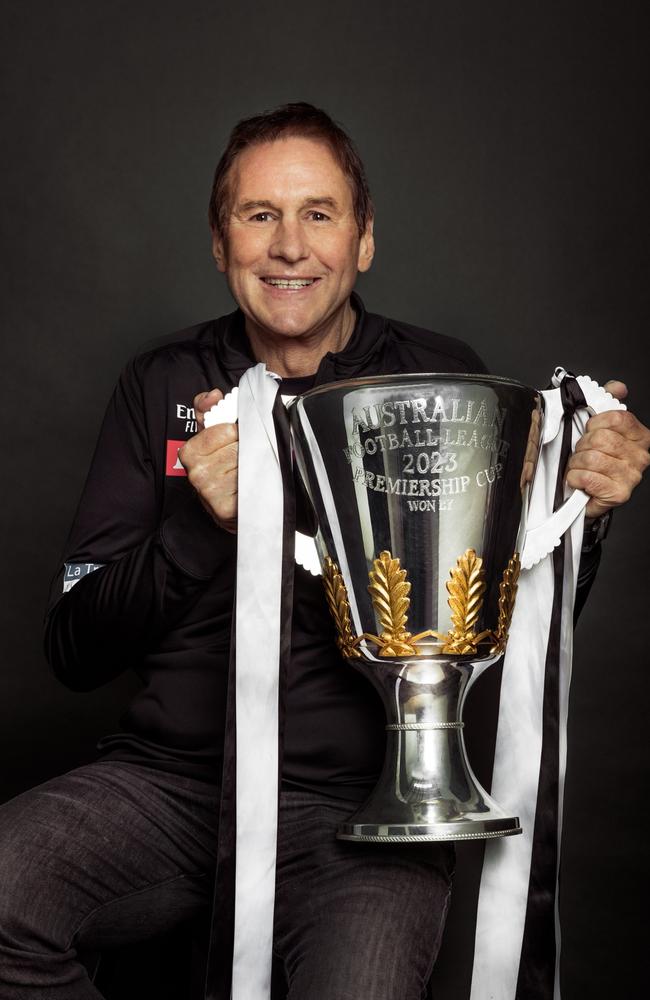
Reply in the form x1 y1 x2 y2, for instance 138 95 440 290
515 374 587 998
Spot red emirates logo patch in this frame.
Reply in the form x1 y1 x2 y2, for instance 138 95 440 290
166 440 187 477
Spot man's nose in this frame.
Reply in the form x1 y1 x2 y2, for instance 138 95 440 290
268 219 308 262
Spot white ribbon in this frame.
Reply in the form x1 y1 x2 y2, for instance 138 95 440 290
217 366 622 1000
470 372 623 999
231 364 282 1000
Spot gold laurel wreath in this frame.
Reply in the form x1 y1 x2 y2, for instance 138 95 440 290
440 549 491 654
366 551 419 657
322 557 361 658
321 549 521 661
490 553 521 655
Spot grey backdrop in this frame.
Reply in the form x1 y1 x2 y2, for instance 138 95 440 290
1 1 648 997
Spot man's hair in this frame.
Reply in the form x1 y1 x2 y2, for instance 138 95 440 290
208 102 373 237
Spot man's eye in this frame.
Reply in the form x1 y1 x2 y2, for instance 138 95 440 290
308 211 330 222
250 212 274 222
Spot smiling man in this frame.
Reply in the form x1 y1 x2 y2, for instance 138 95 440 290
0 103 648 1000
212 135 374 371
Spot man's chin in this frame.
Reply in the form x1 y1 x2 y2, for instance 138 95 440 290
247 309 330 342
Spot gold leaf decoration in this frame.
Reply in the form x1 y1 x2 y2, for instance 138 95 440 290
490 552 521 655
442 549 488 655
322 557 361 658
368 551 410 634
367 551 418 656
323 548 521 662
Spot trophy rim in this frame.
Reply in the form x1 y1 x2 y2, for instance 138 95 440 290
291 371 537 403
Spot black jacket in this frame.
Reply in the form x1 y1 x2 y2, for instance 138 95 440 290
44 294 596 792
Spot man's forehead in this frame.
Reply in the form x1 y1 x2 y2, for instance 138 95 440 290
229 136 354 208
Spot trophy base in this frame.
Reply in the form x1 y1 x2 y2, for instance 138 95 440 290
337 816 522 843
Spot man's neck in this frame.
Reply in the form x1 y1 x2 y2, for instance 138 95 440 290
245 301 356 378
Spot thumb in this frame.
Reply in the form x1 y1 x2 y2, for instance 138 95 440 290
603 379 628 402
194 388 225 429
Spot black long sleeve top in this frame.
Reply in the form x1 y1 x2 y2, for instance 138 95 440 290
44 294 600 796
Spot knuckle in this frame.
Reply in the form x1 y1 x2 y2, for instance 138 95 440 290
566 468 586 490
573 448 608 473
579 449 600 471
590 428 616 451
208 423 236 446
625 451 648 479
218 424 235 443
613 485 631 504
618 410 635 432
631 467 643 488
605 410 626 431
579 470 602 495
185 465 201 487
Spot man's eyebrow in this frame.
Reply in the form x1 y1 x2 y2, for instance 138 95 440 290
235 199 276 214
303 197 339 210
235 196 341 214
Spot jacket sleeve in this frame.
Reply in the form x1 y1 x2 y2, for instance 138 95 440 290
573 540 602 624
44 358 234 692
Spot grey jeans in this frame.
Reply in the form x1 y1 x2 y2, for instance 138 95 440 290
0 761 454 999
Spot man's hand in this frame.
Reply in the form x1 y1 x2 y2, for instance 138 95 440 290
178 389 239 533
566 381 650 518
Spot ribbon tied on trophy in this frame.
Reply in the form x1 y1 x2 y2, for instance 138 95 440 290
205 366 624 1000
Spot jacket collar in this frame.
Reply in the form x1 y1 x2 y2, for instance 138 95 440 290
214 292 388 384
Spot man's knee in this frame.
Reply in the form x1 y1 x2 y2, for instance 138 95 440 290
0 824 52 946
0 789 83 949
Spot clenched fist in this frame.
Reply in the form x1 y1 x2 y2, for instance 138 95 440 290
178 388 239 533
566 381 650 519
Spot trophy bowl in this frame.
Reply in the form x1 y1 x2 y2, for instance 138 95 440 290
289 373 542 843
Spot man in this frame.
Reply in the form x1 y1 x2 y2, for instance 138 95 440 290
0 103 647 1000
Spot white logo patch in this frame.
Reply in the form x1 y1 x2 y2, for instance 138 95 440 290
63 562 104 593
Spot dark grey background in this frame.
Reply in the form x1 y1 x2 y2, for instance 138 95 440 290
1 1 647 997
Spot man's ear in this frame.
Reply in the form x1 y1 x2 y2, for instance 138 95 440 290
211 230 227 273
357 217 375 273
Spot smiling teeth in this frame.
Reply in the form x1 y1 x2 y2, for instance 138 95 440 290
264 278 315 287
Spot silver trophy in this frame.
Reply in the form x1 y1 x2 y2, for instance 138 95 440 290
289 374 542 843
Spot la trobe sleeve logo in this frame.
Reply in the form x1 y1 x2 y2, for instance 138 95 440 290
63 563 104 593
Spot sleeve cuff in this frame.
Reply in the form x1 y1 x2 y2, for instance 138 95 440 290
581 510 612 553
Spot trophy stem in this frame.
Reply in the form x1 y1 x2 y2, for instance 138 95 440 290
337 657 522 843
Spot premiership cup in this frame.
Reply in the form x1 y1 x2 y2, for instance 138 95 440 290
289 374 543 843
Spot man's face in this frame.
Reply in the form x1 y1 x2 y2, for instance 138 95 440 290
213 136 374 342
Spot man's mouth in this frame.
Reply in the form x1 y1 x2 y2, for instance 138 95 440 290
261 277 320 289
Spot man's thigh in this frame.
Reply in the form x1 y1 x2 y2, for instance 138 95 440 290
0 761 219 954
274 790 454 1000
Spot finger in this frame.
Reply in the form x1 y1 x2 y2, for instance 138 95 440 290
189 465 239 530
579 408 650 447
191 466 239 501
565 466 636 511
194 388 224 412
573 427 650 469
569 431 650 476
183 454 239 507
566 448 643 488
603 380 628 401
193 388 225 428
179 431 238 467
200 423 239 450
